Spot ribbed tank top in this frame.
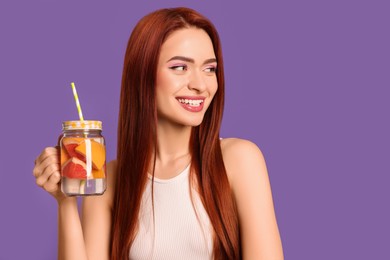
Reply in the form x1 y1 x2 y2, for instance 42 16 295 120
129 164 213 260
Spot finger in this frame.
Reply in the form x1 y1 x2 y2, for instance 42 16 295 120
33 164 41 178
43 171 61 193
35 147 58 166
33 149 60 177
36 162 60 187
33 155 57 178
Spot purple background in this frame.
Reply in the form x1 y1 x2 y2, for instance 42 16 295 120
0 0 389 259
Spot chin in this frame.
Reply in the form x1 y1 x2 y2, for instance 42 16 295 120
158 110 206 127
183 119 204 127
178 115 205 127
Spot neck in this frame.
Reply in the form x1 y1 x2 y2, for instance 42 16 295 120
155 119 192 164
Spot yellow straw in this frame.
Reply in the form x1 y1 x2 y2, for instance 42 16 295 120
70 82 84 121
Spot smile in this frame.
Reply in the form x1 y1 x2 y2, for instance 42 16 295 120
177 98 204 106
176 97 205 112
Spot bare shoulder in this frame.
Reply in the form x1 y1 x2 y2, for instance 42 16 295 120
220 137 263 158
105 160 118 207
220 138 266 185
221 138 284 259
106 160 118 190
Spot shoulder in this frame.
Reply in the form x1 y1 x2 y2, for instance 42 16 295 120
106 159 118 180
220 138 267 185
105 160 118 208
220 138 284 258
220 137 263 159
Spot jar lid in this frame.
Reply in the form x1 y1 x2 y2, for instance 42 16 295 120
62 120 102 130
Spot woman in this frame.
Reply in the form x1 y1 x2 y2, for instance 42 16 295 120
33 7 283 260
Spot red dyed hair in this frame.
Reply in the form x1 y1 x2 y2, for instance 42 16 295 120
112 7 240 259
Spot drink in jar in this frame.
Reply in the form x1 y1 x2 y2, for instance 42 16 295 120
60 120 106 196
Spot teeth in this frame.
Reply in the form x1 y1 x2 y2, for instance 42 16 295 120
178 99 204 107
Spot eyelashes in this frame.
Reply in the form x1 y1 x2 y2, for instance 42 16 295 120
169 64 187 71
204 66 217 73
168 64 217 73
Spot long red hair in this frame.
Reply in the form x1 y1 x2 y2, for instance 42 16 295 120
112 7 240 259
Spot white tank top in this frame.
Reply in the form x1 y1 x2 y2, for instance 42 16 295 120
129 164 213 260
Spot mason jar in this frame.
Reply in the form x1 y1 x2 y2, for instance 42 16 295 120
60 120 106 196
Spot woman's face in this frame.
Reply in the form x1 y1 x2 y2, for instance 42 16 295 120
155 27 218 127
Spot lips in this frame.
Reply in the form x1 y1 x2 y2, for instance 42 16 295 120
176 96 205 112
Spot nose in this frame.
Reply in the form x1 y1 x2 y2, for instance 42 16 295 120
188 70 207 93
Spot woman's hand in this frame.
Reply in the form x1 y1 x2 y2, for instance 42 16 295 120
33 146 69 203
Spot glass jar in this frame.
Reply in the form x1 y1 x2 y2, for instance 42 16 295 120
60 120 106 196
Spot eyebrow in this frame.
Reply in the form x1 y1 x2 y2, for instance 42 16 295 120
167 56 217 65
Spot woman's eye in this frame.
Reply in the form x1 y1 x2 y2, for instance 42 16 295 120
170 65 187 71
204 66 217 73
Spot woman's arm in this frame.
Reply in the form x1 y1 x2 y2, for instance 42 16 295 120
57 197 89 260
221 138 284 260
34 148 115 260
81 160 116 260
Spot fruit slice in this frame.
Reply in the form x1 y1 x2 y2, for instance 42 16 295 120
62 157 87 179
92 167 105 179
62 137 85 160
60 147 70 165
75 140 105 170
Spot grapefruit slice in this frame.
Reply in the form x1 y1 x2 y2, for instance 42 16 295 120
75 140 105 170
62 137 85 160
62 157 87 179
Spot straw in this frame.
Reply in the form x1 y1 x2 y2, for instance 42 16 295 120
70 82 87 191
70 82 84 121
